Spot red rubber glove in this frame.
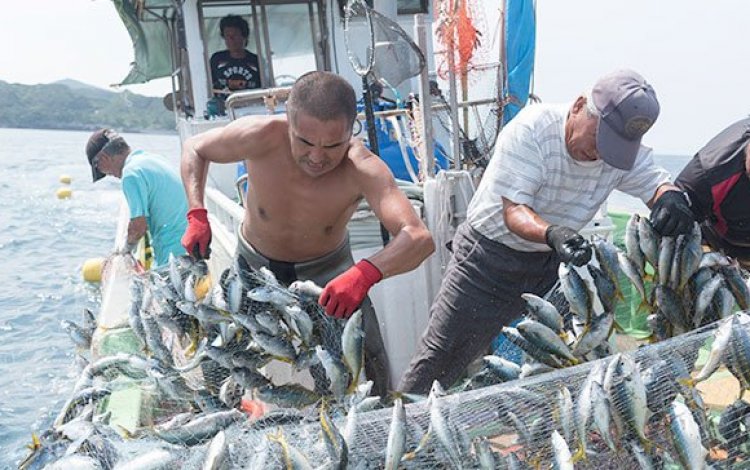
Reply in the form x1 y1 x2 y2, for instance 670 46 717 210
181 208 212 259
319 259 383 319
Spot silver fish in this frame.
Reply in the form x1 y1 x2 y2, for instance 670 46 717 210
319 403 348 469
473 437 496 470
254 331 296 361
679 225 703 290
590 382 614 451
517 319 578 364
618 252 647 306
625 213 646 276
502 326 563 369
256 383 319 408
289 279 324 299
572 311 614 358
231 367 272 390
551 429 574 470
721 264 750 310
60 319 92 350
657 236 675 286
53 387 111 429
247 286 296 308
482 355 522 382
268 428 314 470
694 276 724 328
521 293 564 333
607 354 649 446
559 263 592 322
588 263 618 313
428 380 462 469
638 215 660 270
284 305 314 345
692 316 733 385
153 409 243 446
202 430 228 470
669 400 707 470
385 398 407 470
342 310 365 386
316 346 350 399
592 235 625 299
219 375 244 409
556 386 574 444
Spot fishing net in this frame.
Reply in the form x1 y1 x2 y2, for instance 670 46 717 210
428 0 505 170
19 229 750 466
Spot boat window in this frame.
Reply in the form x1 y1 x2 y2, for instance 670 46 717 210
200 0 326 89
336 0 428 15
201 2 264 90
263 2 320 86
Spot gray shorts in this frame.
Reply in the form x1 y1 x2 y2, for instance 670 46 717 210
398 222 560 394
235 227 391 396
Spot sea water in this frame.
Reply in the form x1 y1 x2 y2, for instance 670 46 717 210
0 128 179 464
0 126 691 465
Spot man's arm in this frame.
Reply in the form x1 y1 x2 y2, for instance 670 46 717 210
503 197 592 266
355 147 435 278
502 197 549 244
181 116 281 209
126 217 147 247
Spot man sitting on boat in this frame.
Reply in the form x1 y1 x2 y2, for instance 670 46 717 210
85 129 188 267
180 71 435 396
399 69 695 394
675 117 750 267
210 15 262 98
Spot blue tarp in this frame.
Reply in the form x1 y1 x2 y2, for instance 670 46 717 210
502 0 536 124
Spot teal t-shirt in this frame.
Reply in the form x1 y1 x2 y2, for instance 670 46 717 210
121 150 188 266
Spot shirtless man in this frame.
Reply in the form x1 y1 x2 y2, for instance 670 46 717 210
180 71 435 395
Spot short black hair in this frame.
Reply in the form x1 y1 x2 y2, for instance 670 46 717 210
219 15 249 39
287 71 357 127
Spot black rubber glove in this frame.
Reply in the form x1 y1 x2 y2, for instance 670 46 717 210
545 225 592 266
649 190 694 237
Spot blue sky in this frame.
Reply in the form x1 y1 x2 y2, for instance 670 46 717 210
0 0 747 155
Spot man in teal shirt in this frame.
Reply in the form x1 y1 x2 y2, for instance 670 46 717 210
85 129 187 266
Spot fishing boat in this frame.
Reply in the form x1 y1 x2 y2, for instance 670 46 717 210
106 0 558 386
22 1 750 469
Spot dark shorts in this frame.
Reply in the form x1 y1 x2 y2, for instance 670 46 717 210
398 222 560 394
235 227 391 396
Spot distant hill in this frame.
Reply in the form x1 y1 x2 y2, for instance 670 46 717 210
0 80 175 133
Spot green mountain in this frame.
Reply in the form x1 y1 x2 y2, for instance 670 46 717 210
0 80 175 133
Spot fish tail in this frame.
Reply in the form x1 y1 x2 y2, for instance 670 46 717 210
570 443 588 463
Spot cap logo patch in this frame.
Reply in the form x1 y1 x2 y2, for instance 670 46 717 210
625 116 653 139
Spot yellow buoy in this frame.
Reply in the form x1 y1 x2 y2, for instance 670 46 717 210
59 174 72 184
82 257 105 282
56 187 72 199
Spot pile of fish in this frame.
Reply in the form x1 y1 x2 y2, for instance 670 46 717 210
20 254 378 469
620 216 749 339
466 218 750 391
21 228 750 468
370 312 750 469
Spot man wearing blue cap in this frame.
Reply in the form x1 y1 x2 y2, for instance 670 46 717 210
399 69 694 393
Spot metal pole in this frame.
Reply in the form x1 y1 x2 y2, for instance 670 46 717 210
414 14 435 178
362 75 380 156
446 5 461 169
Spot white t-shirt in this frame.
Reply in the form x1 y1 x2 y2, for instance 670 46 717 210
467 102 671 252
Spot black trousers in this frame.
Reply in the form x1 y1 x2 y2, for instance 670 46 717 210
398 222 560 394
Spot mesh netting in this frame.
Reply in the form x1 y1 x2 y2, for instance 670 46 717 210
21 215 750 469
